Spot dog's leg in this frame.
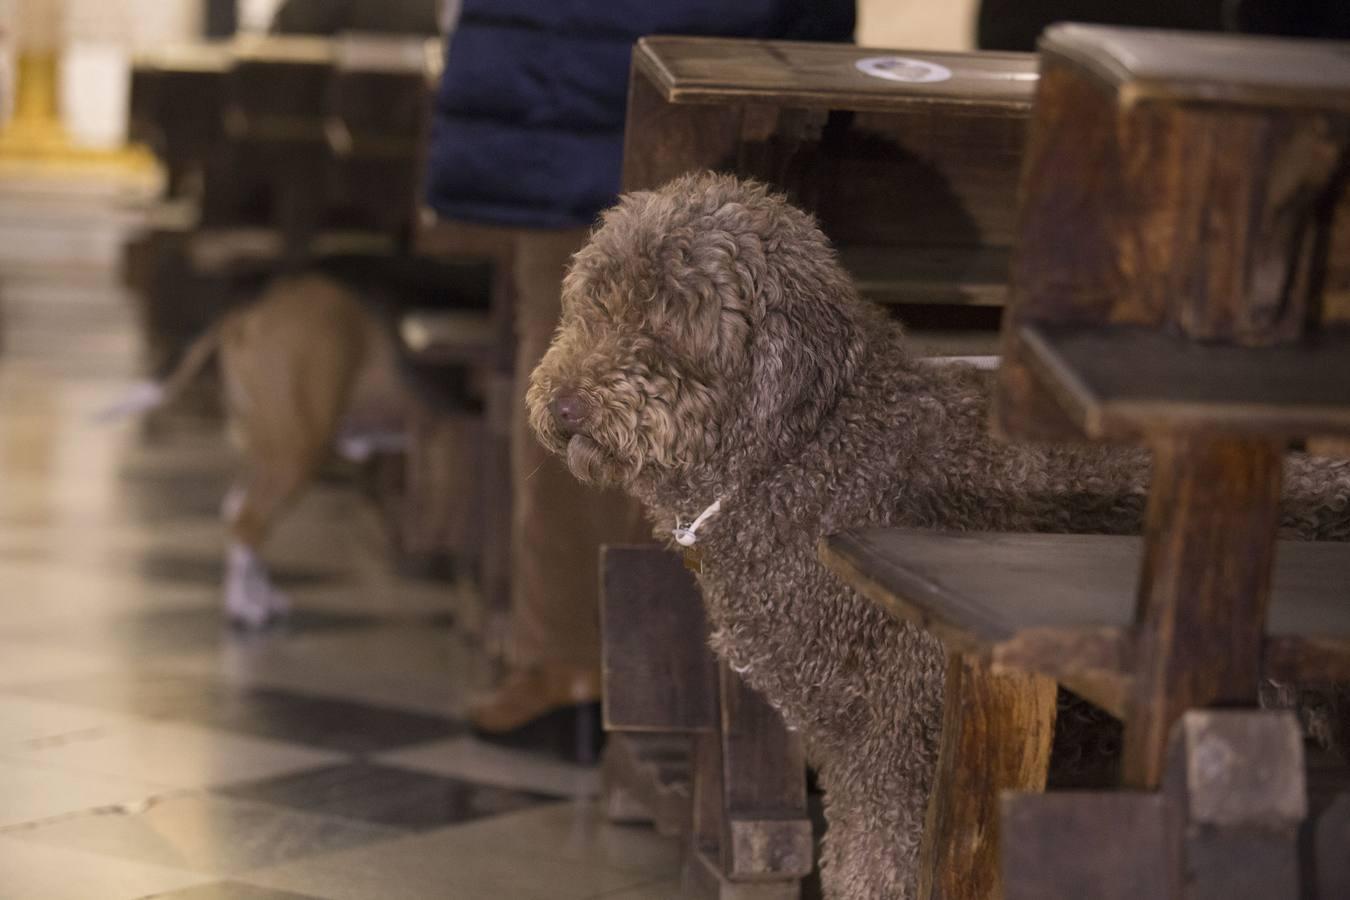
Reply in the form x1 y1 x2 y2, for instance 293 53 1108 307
216 273 367 628
225 540 289 629
220 485 280 627
222 460 315 628
818 775 924 900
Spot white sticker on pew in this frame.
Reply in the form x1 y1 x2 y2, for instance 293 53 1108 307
855 56 953 84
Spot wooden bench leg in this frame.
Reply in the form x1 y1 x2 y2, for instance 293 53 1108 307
685 663 811 900
479 371 514 658
598 548 810 897
1002 710 1306 900
919 653 1058 900
602 732 694 838
1123 436 1284 789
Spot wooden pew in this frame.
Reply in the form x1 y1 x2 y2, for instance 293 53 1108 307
822 24 1350 900
125 35 506 591
606 38 1037 899
408 220 517 651
127 44 230 200
624 37 1034 314
325 35 440 237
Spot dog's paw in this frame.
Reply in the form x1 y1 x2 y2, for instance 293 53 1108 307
225 544 291 630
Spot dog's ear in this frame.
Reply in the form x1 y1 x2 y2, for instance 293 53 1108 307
744 244 867 452
645 228 759 375
645 197 866 452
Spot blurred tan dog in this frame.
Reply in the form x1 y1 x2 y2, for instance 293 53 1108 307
103 272 410 627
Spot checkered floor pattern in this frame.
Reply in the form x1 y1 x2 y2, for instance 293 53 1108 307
0 269 678 898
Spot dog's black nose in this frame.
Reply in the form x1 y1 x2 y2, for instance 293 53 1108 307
550 391 591 433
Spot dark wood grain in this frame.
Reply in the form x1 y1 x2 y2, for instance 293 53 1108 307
819 528 1350 718
1001 792 1169 900
624 38 1032 317
128 47 229 197
994 48 1350 443
325 36 435 235
1041 24 1350 113
681 678 807 900
918 654 1057 900
1018 323 1350 439
834 246 1009 307
599 546 717 732
601 733 693 838
1164 711 1305 900
1315 794 1350 900
717 663 812 882
621 65 742 193
636 37 1035 114
1124 438 1284 789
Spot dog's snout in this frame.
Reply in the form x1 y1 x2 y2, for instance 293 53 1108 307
550 390 592 433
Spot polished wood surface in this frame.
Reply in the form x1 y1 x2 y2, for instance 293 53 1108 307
1018 323 1350 440
600 546 717 733
623 38 1033 314
820 528 1350 718
636 37 1035 113
918 655 1056 900
1042 24 1350 112
994 50 1350 444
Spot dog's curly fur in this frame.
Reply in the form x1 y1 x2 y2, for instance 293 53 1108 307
529 173 1350 899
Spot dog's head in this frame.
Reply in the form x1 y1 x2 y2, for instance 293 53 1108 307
529 173 870 492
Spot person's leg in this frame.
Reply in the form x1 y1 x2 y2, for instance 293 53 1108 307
471 226 648 745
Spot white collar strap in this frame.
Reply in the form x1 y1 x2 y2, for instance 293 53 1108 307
673 498 723 547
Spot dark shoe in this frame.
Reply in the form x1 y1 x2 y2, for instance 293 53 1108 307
472 700 604 765
469 665 605 765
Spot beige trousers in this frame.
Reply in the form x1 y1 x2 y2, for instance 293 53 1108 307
508 227 649 672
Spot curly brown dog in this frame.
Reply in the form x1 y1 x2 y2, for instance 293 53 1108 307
528 173 1350 899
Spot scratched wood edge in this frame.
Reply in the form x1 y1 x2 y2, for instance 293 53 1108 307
1017 323 1108 438
918 654 1058 900
1264 635 1350 684
1040 27 1350 114
633 38 1035 115
818 535 997 658
821 531 1350 717
1018 323 1350 440
818 535 1132 713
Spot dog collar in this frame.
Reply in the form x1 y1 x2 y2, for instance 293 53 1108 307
673 498 723 548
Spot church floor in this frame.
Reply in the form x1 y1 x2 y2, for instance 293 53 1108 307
0 266 680 899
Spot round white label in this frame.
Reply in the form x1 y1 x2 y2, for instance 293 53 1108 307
855 56 953 85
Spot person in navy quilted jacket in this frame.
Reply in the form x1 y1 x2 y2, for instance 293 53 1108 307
426 0 855 756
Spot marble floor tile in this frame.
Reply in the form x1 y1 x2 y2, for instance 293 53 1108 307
158 624 487 719
14 671 251 721
380 735 602 799
14 670 463 753
5 791 403 876
1 720 341 790
595 881 682 900
0 639 132 688
399 799 682 879
145 883 325 900
220 762 553 831
0 695 139 751
242 809 659 900
0 836 210 900
10 606 380 660
210 685 464 754
0 255 700 897
0 757 168 828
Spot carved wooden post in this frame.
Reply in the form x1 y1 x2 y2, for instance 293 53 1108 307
995 24 1350 790
1163 712 1306 900
918 654 1057 900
